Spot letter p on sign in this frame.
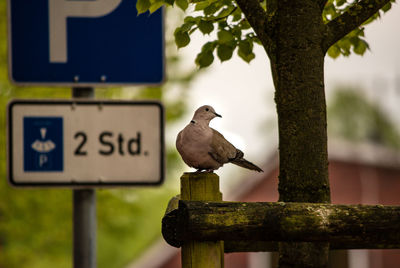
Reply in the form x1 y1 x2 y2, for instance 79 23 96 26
7 0 164 85
48 0 122 63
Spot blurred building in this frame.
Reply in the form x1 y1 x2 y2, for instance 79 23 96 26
127 140 400 268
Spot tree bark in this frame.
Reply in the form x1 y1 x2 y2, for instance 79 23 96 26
272 0 329 203
267 1 330 267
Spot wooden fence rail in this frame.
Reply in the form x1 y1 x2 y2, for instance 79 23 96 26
163 199 400 251
162 172 400 268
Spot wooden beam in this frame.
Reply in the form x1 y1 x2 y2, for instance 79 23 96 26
162 200 400 251
179 173 224 268
224 240 400 253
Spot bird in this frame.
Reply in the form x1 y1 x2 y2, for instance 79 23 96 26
176 105 263 172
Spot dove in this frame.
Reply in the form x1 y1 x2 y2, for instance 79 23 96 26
176 105 263 172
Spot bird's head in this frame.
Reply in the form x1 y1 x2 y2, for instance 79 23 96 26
192 105 222 123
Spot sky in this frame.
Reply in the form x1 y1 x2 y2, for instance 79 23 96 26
170 3 400 184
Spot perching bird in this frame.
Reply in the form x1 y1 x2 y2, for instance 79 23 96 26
176 105 263 172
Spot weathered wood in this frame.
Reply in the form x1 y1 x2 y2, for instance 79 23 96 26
271 2 331 265
224 240 400 253
162 195 181 248
179 173 224 268
162 201 400 251
224 241 277 252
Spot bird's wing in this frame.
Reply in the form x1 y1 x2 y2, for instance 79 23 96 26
209 128 238 164
176 129 187 157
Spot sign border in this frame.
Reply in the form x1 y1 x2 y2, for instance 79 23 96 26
7 99 165 188
6 1 166 87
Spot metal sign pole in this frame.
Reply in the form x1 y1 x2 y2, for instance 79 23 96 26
72 87 96 268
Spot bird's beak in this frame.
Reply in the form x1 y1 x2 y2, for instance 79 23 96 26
214 112 222 118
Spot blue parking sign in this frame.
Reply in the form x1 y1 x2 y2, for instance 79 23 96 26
8 0 164 86
23 117 64 171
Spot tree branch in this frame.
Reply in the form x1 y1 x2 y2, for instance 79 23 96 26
323 0 392 52
235 0 275 55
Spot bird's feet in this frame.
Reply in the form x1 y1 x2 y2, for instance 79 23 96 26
195 169 214 173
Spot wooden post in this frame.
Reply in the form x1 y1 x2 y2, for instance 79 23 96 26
180 172 224 268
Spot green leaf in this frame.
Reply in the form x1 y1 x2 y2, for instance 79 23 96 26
322 1 340 22
174 29 190 48
353 39 369 55
253 37 262 45
340 43 351 56
335 0 346 7
382 2 391 12
327 45 340 59
195 51 214 68
363 12 380 25
217 44 234 62
180 21 195 31
202 41 218 52
204 3 219 15
238 40 254 63
238 40 252 55
358 28 365 37
136 0 151 14
240 19 251 30
176 0 189 11
195 41 217 68
218 20 228 28
217 7 231 18
231 26 241 38
217 29 234 43
149 1 164 13
195 1 211 11
231 7 242 21
238 51 255 63
184 16 198 23
164 0 175 5
198 20 214 34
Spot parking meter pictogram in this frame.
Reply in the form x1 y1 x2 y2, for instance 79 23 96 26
23 117 63 171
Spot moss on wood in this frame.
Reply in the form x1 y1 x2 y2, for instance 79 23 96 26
162 201 400 250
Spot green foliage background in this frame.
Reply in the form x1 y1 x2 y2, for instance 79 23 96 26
328 87 400 149
0 2 197 268
137 0 395 68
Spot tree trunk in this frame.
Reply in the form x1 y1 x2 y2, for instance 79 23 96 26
272 0 330 203
270 1 331 267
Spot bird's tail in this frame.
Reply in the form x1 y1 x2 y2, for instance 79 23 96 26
231 158 263 172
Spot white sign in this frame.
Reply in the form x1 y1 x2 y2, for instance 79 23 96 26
7 100 164 187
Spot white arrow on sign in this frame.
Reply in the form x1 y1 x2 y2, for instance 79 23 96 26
48 0 122 63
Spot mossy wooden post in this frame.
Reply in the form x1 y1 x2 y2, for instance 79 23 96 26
180 172 224 268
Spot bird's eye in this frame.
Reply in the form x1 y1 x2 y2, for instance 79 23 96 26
205 108 209 111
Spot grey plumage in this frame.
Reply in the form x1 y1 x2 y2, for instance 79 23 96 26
176 105 263 172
